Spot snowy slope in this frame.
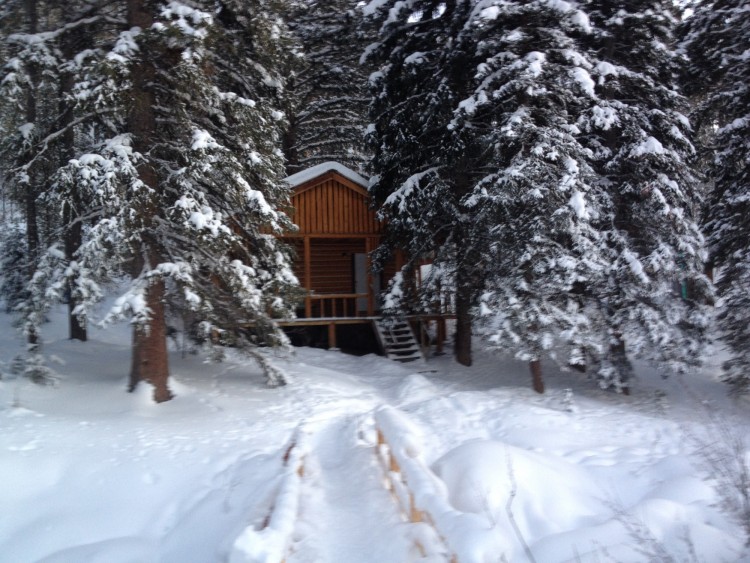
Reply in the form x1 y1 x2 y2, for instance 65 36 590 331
0 306 748 562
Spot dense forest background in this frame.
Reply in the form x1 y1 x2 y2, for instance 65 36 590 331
0 0 747 403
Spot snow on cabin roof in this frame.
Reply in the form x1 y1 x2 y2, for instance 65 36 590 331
284 161 369 190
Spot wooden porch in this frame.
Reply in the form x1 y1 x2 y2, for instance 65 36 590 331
285 236 384 318
276 314 453 358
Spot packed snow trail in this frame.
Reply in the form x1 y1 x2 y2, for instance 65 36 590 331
286 414 419 563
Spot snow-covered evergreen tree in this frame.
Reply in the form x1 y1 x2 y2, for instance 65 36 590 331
577 1 711 390
364 0 483 366
0 220 28 314
1 1 301 401
682 0 750 393
0 0 52 298
470 1 710 392
366 0 710 391
455 0 611 392
0 0 107 344
63 0 300 401
285 0 371 173
0 0 68 382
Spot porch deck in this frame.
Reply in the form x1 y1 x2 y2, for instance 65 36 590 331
276 308 453 357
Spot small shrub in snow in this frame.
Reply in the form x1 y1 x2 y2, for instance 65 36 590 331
561 388 577 414
0 223 28 314
692 414 750 544
23 350 58 387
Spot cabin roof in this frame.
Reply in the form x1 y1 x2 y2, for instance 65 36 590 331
284 161 369 190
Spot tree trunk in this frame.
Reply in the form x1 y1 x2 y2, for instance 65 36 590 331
60 30 86 341
453 170 476 367
129 276 172 402
610 334 630 395
24 0 39 348
64 203 86 341
454 269 473 366
126 0 171 402
25 192 39 348
529 359 545 394
283 110 299 173
704 259 714 283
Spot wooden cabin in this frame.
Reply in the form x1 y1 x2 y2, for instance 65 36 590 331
278 162 448 358
282 162 395 320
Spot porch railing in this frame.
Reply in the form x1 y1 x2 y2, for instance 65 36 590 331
303 293 370 318
423 290 455 316
299 290 455 319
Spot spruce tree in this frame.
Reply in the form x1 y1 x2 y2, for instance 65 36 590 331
2 1 300 401
285 0 371 173
455 0 610 392
364 0 481 366
682 0 750 393
0 0 109 348
579 1 711 390
0 0 47 348
0 0 71 383
0 221 28 314
62 0 300 401
473 1 710 392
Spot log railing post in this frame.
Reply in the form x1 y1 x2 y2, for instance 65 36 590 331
328 323 337 349
304 237 312 318
375 421 456 562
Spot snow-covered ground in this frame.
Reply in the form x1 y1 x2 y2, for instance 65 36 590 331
1 305 748 562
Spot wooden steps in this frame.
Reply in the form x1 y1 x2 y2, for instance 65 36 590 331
372 318 424 363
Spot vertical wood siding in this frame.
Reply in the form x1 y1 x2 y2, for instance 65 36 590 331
288 238 367 294
291 178 380 235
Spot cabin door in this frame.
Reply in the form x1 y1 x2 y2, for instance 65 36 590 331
353 253 368 313
354 253 380 314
